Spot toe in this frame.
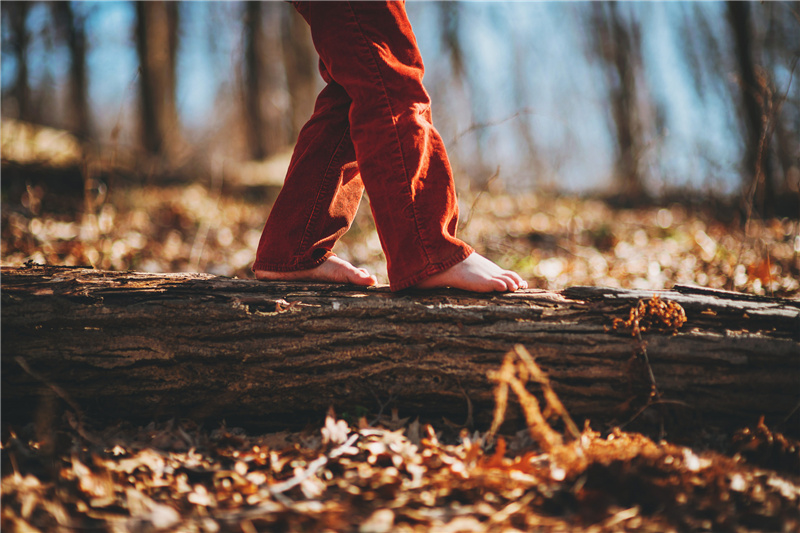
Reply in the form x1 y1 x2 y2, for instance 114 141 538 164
498 274 519 291
349 268 377 286
489 277 509 292
360 269 378 284
506 271 527 289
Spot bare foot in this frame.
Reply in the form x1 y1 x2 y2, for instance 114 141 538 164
255 256 377 286
413 252 528 292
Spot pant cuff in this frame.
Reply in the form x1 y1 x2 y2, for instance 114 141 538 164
252 251 334 274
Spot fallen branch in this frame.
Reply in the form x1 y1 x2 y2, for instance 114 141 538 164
2 266 799 434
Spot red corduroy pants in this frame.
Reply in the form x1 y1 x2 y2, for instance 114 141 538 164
252 1 473 291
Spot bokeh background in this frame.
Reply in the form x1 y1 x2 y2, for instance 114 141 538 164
1 1 798 294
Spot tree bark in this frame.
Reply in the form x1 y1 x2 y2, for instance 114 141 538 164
2 265 798 434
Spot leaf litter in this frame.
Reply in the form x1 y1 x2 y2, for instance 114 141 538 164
3 346 798 532
2 179 799 530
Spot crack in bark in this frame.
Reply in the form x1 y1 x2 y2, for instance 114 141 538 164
3 266 798 432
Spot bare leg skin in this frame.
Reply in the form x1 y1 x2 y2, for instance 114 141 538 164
413 252 528 292
255 256 377 286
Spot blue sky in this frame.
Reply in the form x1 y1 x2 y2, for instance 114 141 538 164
2 1 749 194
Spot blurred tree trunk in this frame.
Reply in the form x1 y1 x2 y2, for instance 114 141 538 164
774 118 798 201
435 2 492 181
439 2 466 80
511 40 545 184
760 2 798 215
280 6 317 141
590 2 646 202
135 1 181 160
4 2 32 122
241 2 289 160
726 1 775 216
51 1 91 140
243 1 268 160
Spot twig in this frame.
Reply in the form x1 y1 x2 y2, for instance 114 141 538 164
486 358 510 444
368 388 397 427
267 433 358 501
732 54 798 291
488 491 536 524
513 345 580 440
456 381 474 429
15 356 84 420
781 399 800 425
268 455 328 497
486 345 579 451
618 399 694 432
635 331 660 401
459 166 500 234
505 373 562 452
634 330 665 439
15 356 105 447
448 107 539 146
602 506 640 528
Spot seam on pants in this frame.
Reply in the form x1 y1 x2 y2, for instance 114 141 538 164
295 125 352 257
345 1 432 265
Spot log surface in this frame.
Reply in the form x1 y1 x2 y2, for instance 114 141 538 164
2 265 798 431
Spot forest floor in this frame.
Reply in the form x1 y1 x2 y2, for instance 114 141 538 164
2 175 800 531
3 177 799 298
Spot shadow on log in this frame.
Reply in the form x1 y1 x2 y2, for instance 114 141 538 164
2 265 798 436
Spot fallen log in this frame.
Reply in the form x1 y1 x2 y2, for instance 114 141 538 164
2 265 798 435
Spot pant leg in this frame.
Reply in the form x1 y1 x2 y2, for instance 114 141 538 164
252 76 364 272
299 1 473 290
